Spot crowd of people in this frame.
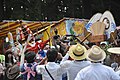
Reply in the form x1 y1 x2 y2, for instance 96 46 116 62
0 28 120 80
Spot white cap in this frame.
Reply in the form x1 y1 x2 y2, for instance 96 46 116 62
100 41 108 45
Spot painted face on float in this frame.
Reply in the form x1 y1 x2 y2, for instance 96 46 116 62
102 18 110 30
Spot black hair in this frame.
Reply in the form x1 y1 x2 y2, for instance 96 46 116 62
54 28 58 35
25 51 36 63
46 48 58 62
53 35 60 40
5 50 14 66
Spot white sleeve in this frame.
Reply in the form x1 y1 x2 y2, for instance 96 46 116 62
0 64 4 70
59 60 73 75
116 70 120 76
36 65 45 74
75 72 82 80
110 68 120 80
60 60 71 69
57 61 71 75
60 53 69 64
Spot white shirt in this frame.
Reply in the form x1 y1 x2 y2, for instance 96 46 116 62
60 53 91 80
0 63 4 74
75 63 120 80
116 70 120 76
36 62 66 80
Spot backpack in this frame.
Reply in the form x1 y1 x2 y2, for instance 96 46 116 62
21 63 37 80
6 64 20 79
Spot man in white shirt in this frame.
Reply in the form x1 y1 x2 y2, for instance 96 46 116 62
60 43 91 80
36 48 66 80
75 45 120 80
116 70 120 76
107 47 120 76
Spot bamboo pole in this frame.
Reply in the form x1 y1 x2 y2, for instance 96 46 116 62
81 33 92 43
111 32 118 46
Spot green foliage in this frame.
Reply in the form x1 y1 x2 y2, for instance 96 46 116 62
100 44 113 55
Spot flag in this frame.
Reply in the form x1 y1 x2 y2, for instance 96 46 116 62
43 26 52 46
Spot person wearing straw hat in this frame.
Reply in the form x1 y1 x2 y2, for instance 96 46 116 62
116 27 120 46
60 43 91 80
107 47 120 70
75 45 120 80
107 47 120 76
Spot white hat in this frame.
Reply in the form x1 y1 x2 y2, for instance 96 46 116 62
107 47 120 54
100 41 108 45
86 45 106 62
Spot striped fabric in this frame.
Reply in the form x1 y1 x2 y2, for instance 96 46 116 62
18 25 35 41
0 21 50 39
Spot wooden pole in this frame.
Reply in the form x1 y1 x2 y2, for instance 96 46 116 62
81 33 91 43
111 33 118 46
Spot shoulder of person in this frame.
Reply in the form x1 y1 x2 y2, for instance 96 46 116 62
60 60 72 68
36 64 45 69
84 61 91 64
0 63 4 69
80 65 91 72
102 65 116 71
36 64 46 74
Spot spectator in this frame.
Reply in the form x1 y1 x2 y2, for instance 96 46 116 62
107 47 120 75
107 47 120 70
5 49 14 68
5 49 20 80
20 51 38 80
0 59 4 79
75 45 120 80
60 43 91 80
36 48 66 80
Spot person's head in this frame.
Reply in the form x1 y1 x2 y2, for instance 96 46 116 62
53 35 60 40
12 47 19 57
5 49 14 64
69 43 87 60
25 51 36 63
46 48 58 62
107 47 120 64
54 28 58 35
100 41 107 47
44 44 50 50
102 18 110 30
86 45 106 62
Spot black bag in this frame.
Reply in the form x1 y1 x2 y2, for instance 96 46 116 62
45 65 54 80
6 64 20 79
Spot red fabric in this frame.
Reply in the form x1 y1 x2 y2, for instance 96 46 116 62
27 39 50 53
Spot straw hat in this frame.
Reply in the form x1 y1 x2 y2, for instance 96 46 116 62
107 47 120 54
69 43 87 60
86 45 106 62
